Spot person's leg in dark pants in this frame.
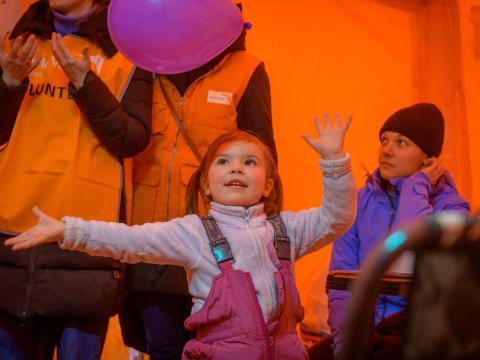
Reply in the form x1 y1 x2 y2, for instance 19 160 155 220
308 335 334 360
56 317 109 360
138 292 193 360
0 310 55 360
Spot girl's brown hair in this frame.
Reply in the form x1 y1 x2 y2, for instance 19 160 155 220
185 131 283 216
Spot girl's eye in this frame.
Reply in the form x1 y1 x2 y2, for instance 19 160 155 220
380 137 388 145
397 139 406 146
245 159 257 166
216 158 228 165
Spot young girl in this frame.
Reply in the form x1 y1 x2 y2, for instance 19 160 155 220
6 115 355 360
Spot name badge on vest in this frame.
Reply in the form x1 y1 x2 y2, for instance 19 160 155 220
207 90 233 105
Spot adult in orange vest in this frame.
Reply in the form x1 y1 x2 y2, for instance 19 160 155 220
119 7 277 360
0 0 152 359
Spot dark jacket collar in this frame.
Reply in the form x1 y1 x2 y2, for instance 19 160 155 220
9 1 117 58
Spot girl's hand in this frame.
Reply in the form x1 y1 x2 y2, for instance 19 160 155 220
51 32 90 89
421 157 445 185
303 113 352 160
4 207 65 251
0 33 41 87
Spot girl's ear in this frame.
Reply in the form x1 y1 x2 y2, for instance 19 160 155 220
202 176 211 196
262 178 274 197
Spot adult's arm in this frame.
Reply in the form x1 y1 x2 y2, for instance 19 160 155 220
430 172 470 214
69 67 153 158
236 63 277 161
0 68 28 144
395 171 470 227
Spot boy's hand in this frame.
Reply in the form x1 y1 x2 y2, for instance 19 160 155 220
0 33 41 87
4 207 65 251
302 113 352 160
421 157 445 185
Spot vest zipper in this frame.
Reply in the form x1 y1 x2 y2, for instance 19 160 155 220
163 70 214 218
117 163 124 221
387 195 397 230
166 130 181 220
21 247 38 322
268 335 275 352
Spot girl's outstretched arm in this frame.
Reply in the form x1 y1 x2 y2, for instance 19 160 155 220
5 207 65 250
6 207 205 269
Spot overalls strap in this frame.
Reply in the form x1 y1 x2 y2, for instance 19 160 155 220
200 216 234 270
267 214 291 262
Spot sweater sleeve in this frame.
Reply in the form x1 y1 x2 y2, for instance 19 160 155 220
61 215 204 269
0 69 28 145
280 153 356 260
236 63 277 161
69 67 153 158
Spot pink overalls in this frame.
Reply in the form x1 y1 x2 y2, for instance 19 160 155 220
182 216 308 360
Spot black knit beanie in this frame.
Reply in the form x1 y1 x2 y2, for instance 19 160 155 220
379 103 445 157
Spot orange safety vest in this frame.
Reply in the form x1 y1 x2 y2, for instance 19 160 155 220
132 51 260 223
0 36 135 233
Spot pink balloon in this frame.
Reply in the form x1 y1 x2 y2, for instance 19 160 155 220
108 0 244 74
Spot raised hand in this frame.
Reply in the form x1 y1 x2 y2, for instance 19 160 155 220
303 113 352 160
4 207 65 251
51 32 90 89
421 157 445 185
0 33 41 87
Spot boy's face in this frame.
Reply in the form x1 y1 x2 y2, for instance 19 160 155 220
204 141 274 208
378 131 426 180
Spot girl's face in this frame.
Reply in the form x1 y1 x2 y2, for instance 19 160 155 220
204 141 274 208
49 0 95 17
378 131 426 180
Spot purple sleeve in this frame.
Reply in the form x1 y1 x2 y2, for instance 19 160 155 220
430 173 470 214
394 172 433 226
395 171 470 228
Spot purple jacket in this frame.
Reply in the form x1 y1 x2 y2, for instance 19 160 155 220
327 168 470 354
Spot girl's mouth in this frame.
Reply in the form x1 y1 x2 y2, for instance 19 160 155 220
226 180 247 187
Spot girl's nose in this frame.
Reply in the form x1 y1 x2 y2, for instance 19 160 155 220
230 162 244 173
